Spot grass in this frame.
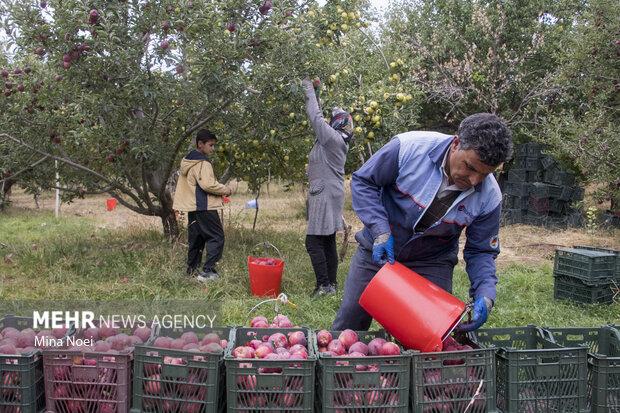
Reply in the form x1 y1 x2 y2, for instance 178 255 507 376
1 204 617 331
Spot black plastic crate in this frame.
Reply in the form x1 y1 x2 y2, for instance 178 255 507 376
541 155 556 170
572 187 585 201
530 182 562 199
554 248 617 284
504 182 531 197
542 326 620 413
507 169 542 183
553 274 614 304
0 316 46 413
501 209 525 225
131 326 232 413
551 171 576 186
558 186 574 201
503 195 528 210
410 335 496 413
225 327 316 412
470 325 588 413
528 196 550 214
315 330 410 412
515 156 542 172
515 142 543 157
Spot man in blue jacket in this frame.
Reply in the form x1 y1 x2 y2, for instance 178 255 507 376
332 113 513 332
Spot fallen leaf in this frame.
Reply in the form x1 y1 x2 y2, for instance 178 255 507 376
4 253 15 265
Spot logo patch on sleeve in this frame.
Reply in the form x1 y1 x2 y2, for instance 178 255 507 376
490 235 499 249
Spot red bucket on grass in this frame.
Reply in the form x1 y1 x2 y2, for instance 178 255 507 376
359 262 466 352
247 256 284 297
106 197 117 211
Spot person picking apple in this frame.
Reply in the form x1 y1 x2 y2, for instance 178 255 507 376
332 113 513 332
301 77 353 297
173 129 232 282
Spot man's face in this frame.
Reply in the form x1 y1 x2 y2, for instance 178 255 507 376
447 136 501 190
197 139 216 156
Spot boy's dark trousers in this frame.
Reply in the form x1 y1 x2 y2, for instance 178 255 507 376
187 210 224 273
305 233 338 287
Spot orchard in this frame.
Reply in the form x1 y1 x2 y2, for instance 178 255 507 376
2 0 617 233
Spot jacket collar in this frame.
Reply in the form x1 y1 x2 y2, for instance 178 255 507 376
428 135 455 165
185 149 208 161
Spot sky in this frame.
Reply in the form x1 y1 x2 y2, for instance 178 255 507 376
318 0 390 11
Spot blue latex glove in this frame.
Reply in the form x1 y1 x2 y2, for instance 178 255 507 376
372 233 395 265
455 297 493 332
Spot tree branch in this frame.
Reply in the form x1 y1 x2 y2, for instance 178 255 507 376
358 28 390 71
0 133 146 210
0 155 50 184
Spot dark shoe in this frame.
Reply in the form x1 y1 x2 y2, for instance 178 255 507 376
312 284 336 297
186 267 198 276
196 270 219 282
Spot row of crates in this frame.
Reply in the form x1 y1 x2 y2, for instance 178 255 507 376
1 316 619 413
502 142 584 227
554 246 619 305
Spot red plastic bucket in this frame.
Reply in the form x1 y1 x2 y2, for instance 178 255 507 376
359 262 466 352
106 198 117 211
247 256 284 298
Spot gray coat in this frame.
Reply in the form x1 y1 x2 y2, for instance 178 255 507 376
303 81 349 235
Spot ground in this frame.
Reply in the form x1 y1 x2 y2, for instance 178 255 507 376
1 183 618 330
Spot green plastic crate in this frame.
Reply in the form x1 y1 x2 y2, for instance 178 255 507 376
315 330 410 412
131 326 232 413
554 274 614 304
410 334 496 413
225 327 316 412
554 248 617 284
542 326 620 412
573 245 620 280
470 325 588 413
0 316 46 413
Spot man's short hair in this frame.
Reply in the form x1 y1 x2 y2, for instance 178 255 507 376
196 129 217 145
457 113 513 167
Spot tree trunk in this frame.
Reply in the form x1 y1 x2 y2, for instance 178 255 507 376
161 208 180 240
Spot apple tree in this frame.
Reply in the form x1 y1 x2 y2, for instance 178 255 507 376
0 0 392 237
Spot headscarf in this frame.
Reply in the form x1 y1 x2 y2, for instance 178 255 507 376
330 107 354 143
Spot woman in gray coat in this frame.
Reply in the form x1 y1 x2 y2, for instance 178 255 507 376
302 78 353 297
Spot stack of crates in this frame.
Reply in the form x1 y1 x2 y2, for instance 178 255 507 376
553 246 619 304
501 142 584 227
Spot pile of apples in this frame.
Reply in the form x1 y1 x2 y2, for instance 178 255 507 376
1 325 68 355
249 314 294 328
315 329 405 408
316 329 401 357
419 335 487 412
232 330 309 361
250 257 279 266
137 331 228 413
